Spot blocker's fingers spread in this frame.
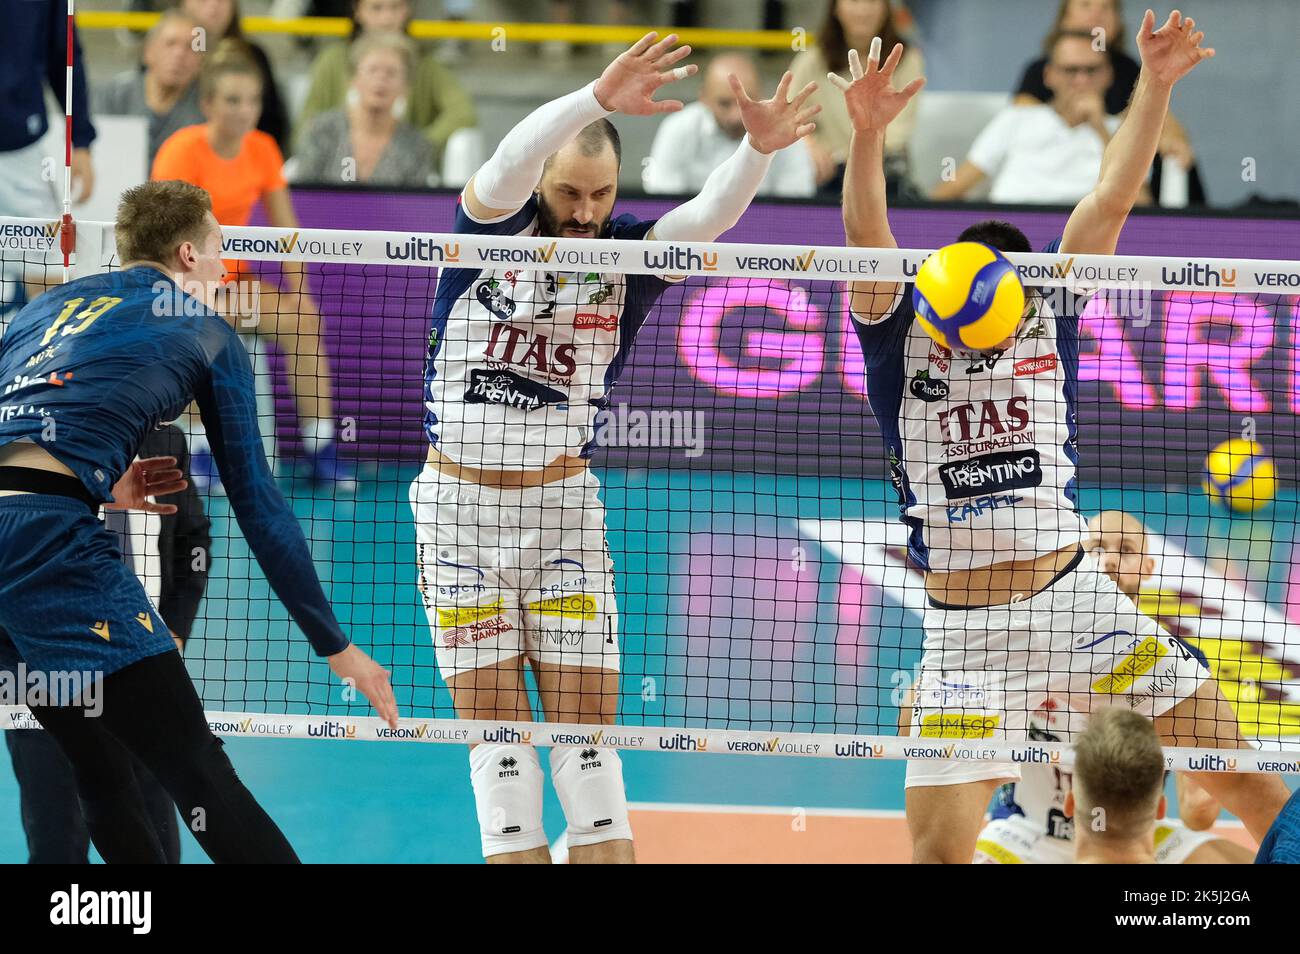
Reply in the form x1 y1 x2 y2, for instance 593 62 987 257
661 63 697 85
656 42 692 68
881 41 904 75
728 72 751 102
795 104 822 126
774 70 793 102
791 80 818 109
628 31 659 57
646 32 679 60
848 47 864 80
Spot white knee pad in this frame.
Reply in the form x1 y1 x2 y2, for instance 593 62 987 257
550 746 633 847
469 744 547 858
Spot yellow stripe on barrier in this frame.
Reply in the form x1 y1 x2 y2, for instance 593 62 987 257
74 12 802 49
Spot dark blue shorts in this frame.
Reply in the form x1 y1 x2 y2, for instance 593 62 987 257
0 495 175 685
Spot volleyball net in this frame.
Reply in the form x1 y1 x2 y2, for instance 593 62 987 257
1 214 1299 773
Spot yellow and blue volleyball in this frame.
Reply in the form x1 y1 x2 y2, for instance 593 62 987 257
912 242 1026 351
1203 438 1276 512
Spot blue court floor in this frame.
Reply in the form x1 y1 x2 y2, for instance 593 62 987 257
0 465 1293 862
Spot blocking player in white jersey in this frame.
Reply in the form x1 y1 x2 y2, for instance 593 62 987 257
837 12 1291 863
410 32 819 863
975 510 1254 864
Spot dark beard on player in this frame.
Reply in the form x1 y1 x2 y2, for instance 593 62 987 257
537 192 610 239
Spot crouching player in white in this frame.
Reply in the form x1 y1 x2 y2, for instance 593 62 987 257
839 13 1291 864
974 510 1254 863
410 32 820 863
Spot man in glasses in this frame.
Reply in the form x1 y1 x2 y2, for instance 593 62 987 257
931 29 1147 205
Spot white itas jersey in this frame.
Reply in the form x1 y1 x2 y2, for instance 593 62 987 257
853 239 1089 572
423 197 674 468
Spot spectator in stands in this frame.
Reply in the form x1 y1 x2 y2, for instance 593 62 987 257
292 33 433 187
178 0 291 155
295 0 476 169
5 423 208 864
153 43 353 488
643 52 815 197
1012 0 1202 204
1066 707 1167 864
790 0 923 196
0 0 95 317
96 10 206 166
931 29 1141 206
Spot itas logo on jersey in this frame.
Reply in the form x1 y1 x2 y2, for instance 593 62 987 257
484 322 577 381
938 397 1030 446
939 449 1043 499
909 369 948 403
475 279 516 320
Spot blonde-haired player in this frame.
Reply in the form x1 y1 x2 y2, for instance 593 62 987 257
973 511 1253 864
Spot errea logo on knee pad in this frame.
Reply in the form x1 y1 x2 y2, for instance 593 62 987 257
498 756 519 777
579 748 602 769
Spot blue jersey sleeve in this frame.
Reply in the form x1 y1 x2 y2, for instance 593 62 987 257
194 333 349 657
609 213 671 316
454 193 538 235
851 288 914 369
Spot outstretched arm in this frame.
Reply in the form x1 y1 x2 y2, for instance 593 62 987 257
464 32 696 220
650 71 819 242
835 39 925 323
1062 9 1213 254
196 334 398 725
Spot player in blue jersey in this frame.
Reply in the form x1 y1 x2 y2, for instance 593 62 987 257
836 13 1290 863
411 32 820 863
0 180 398 863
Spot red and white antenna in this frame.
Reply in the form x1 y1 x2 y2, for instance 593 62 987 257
60 0 77 283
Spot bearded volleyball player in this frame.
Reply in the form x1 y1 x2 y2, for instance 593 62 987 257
837 11 1291 863
973 511 1254 864
411 32 819 863
0 180 398 863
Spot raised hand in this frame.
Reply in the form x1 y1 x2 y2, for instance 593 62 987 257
731 71 820 155
828 37 926 134
1136 9 1214 87
105 456 188 515
594 32 698 115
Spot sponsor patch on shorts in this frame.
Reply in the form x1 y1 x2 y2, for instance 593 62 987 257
974 839 1024 864
437 599 504 628
1092 636 1168 694
918 713 1001 739
442 616 513 648
527 593 598 620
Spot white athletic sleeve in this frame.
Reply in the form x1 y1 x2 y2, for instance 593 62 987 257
651 137 774 242
966 107 1018 176
470 80 614 212
642 110 692 195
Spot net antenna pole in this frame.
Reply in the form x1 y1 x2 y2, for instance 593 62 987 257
60 0 77 283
